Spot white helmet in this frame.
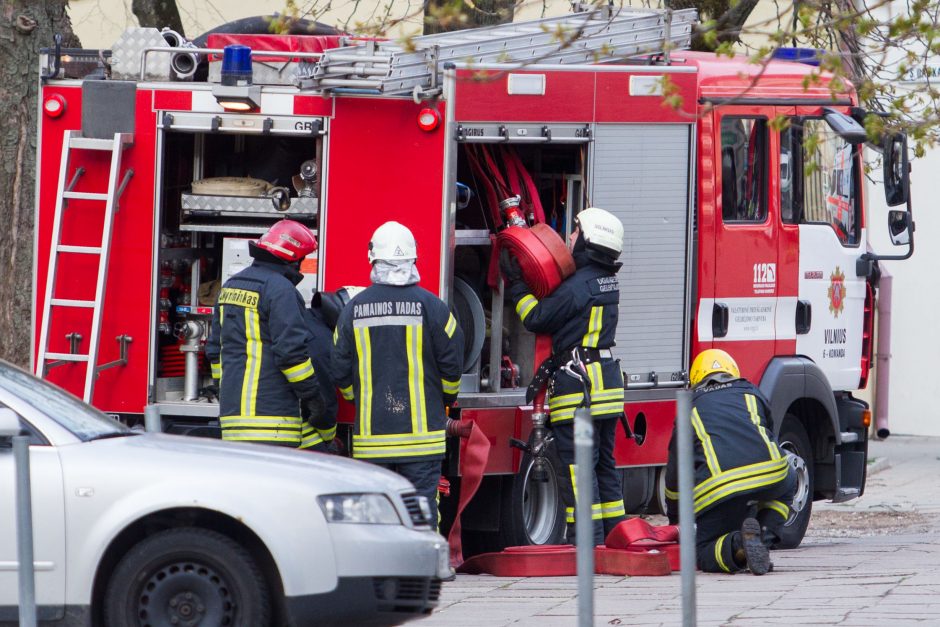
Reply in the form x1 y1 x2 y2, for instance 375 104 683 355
576 207 623 256
368 221 417 264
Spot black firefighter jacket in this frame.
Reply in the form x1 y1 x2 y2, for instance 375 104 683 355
206 259 325 446
332 283 464 463
665 379 791 518
507 252 625 424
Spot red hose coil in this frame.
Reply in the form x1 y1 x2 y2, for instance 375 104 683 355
497 224 575 298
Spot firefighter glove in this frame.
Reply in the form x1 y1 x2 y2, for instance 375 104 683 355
301 393 328 428
446 418 473 439
499 248 524 284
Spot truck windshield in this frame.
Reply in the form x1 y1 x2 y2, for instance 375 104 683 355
0 360 130 441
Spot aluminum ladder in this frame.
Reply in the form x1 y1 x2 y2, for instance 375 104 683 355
302 6 697 96
36 130 134 403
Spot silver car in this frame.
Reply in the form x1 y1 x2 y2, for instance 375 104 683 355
0 360 449 626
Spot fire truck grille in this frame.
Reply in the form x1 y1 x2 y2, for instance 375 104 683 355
401 492 431 527
372 577 442 613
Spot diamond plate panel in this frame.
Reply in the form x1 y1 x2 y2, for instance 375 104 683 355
181 194 318 218
112 28 172 81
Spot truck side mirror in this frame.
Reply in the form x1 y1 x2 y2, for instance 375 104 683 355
883 132 910 207
888 210 911 245
823 108 867 144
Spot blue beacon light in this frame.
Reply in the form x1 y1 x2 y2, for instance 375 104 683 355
220 44 253 86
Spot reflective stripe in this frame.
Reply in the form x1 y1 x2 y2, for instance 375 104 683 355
694 463 790 513
550 401 624 423
567 466 605 521
600 500 626 519
210 362 222 379
354 315 422 328
354 431 447 444
354 326 373 437
442 377 461 395
581 306 603 348
352 435 447 459
665 487 679 501
693 456 790 503
282 358 315 383
220 415 303 428
444 313 457 338
223 431 301 444
339 384 354 401
241 308 262 417
758 499 790 520
715 534 732 572
746 394 781 460
691 407 722 477
406 324 427 433
300 423 336 449
333 327 338 343
516 294 538 322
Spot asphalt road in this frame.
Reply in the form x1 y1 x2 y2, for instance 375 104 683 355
418 435 940 626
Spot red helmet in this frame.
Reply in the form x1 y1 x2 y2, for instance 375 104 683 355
257 220 317 261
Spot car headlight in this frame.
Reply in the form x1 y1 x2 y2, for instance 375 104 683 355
317 493 402 524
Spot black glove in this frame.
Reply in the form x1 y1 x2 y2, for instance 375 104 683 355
499 248 524 284
301 394 326 427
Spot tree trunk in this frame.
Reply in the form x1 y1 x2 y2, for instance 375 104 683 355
132 0 185 36
0 1 79 368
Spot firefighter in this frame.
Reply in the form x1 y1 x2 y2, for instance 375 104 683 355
206 219 335 449
332 222 466 530
302 286 365 452
500 207 627 546
664 348 797 575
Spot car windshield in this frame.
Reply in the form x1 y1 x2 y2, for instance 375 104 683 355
0 361 130 441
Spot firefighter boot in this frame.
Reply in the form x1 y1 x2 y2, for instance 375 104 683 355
732 518 771 575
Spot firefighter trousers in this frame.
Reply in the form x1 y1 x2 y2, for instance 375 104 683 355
695 469 797 573
374 459 441 532
553 417 625 546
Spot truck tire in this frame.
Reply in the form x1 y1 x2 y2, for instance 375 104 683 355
104 527 271 627
499 448 567 547
775 415 814 549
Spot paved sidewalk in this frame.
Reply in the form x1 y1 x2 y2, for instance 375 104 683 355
418 436 940 626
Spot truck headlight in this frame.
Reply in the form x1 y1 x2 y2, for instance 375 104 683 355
318 493 402 524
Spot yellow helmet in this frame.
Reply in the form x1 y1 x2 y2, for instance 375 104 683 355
689 349 740 388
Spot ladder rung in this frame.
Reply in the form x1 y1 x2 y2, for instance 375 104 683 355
57 245 102 254
63 191 109 201
69 137 115 151
44 353 90 362
69 134 134 150
50 298 96 308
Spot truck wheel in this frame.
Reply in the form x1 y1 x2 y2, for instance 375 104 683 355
652 466 669 516
500 449 566 547
775 416 814 549
104 527 271 627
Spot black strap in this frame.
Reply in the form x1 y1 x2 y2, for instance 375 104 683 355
525 355 559 404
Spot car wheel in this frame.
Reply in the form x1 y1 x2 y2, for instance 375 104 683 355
775 415 814 549
104 527 271 627
499 447 567 548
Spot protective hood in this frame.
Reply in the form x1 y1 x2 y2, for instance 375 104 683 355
248 242 304 286
370 259 420 286
572 231 622 273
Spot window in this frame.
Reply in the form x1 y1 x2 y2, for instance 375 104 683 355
721 117 768 222
779 119 860 245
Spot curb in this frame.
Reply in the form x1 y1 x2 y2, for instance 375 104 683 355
867 456 891 475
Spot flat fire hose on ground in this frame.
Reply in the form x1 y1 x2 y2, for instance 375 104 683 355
447 422 492 568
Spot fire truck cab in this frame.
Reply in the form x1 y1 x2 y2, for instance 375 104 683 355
33 8 913 553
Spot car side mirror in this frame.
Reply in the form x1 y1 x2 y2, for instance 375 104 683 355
888 210 911 245
0 408 22 443
883 132 910 207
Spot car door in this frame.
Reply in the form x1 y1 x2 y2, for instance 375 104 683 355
0 415 67 621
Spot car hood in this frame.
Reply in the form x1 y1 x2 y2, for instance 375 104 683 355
62 433 414 494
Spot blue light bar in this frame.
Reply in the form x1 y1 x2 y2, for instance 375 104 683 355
220 44 252 86
772 47 826 67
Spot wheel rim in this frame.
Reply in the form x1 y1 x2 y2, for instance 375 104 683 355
135 560 236 627
779 440 810 526
521 456 560 544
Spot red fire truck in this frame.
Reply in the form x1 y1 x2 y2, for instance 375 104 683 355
32 7 913 553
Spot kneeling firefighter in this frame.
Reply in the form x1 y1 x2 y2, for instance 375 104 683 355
665 349 799 575
332 222 466 531
206 220 335 448
500 207 627 545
